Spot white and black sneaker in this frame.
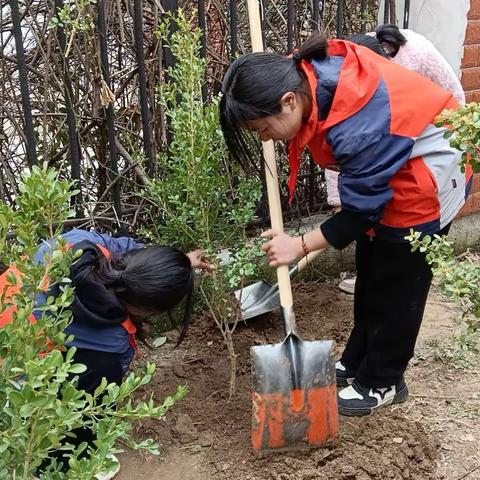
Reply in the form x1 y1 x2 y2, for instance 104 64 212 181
338 378 409 417
335 360 356 388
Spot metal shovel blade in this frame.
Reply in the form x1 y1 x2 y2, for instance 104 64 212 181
235 250 323 321
251 335 338 450
235 280 280 320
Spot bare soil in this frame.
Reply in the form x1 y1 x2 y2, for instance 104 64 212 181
117 282 480 480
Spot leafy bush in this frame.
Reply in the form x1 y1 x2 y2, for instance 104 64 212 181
409 103 480 360
141 10 263 397
408 231 479 358
0 164 185 479
144 11 261 253
436 102 480 173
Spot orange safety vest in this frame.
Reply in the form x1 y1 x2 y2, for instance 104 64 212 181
0 243 137 351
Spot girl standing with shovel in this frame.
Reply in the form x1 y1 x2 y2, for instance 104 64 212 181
219 33 471 417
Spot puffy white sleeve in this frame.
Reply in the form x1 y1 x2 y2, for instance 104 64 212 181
393 30 466 106
324 168 341 207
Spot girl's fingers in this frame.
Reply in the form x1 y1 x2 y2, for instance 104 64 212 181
199 261 215 272
260 229 279 238
261 241 272 252
186 249 204 268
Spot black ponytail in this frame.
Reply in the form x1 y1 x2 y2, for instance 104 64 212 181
375 24 407 58
176 283 193 347
95 254 127 288
294 31 328 63
220 32 328 170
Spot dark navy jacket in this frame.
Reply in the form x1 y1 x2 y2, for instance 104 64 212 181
33 229 143 372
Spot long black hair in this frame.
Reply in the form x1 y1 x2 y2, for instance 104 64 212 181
346 33 390 58
347 24 408 60
95 245 194 345
375 24 407 58
220 32 328 168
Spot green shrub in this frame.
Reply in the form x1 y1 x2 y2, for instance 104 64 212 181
408 103 480 360
143 11 261 253
0 164 185 479
408 231 479 358
436 102 480 173
141 10 264 398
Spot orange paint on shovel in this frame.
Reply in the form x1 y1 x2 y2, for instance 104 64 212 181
252 384 338 450
306 384 339 444
291 388 305 412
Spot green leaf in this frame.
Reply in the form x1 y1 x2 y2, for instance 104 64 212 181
153 336 167 348
69 363 87 374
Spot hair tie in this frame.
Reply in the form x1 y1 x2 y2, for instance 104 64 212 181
292 52 302 63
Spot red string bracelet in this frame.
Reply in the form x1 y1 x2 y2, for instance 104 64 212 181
301 233 310 256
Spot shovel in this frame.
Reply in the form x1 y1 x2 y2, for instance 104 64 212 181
246 0 338 451
235 249 323 321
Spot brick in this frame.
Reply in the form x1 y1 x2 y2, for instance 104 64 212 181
461 67 480 90
471 174 480 195
456 177 480 219
464 89 480 103
462 44 480 68
464 20 480 45
468 0 480 20
456 192 480 218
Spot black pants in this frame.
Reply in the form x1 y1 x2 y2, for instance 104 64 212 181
69 349 123 447
341 225 450 388
39 349 123 472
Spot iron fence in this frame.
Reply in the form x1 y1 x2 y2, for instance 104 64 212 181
0 1 410 231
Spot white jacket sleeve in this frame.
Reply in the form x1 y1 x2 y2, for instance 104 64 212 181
393 30 465 106
324 168 341 207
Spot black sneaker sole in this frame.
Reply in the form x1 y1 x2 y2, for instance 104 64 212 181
338 384 409 417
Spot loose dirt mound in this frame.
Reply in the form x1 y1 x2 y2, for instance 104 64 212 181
128 282 439 479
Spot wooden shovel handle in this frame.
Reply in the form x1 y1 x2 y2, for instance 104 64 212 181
261 138 293 308
296 248 324 274
246 0 263 54
246 0 293 309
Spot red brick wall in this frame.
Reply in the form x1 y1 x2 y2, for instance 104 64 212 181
458 0 480 217
457 173 480 218
462 0 480 102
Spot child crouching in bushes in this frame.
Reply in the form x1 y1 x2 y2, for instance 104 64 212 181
0 228 212 479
